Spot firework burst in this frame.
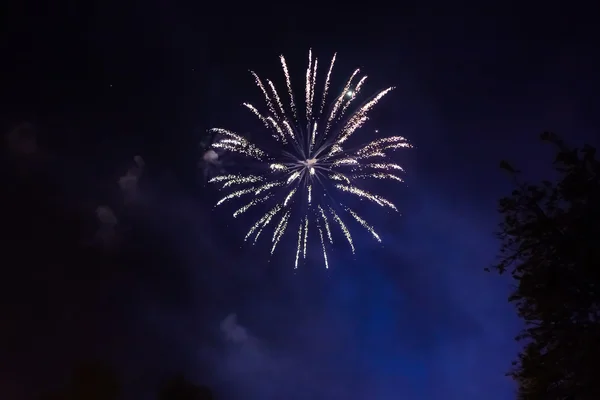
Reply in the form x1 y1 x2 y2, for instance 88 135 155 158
208 50 411 268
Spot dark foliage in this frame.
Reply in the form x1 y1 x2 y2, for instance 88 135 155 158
490 132 600 399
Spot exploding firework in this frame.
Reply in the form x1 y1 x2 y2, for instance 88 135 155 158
208 50 411 268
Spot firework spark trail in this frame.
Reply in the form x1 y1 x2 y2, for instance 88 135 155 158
250 71 276 117
318 225 329 269
280 55 298 122
347 208 381 242
267 80 287 122
337 87 396 145
319 53 336 115
305 50 313 123
233 194 272 218
324 68 360 136
352 172 404 182
251 204 282 243
310 57 318 120
295 223 303 268
339 76 368 120
310 122 318 153
318 205 333 243
243 103 270 129
222 175 264 188
330 207 354 254
208 50 411 268
271 211 290 254
267 116 287 143
302 216 309 259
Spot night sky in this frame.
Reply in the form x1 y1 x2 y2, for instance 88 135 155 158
2 2 600 400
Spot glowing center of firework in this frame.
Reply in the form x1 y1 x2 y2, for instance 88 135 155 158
345 90 354 97
301 158 318 175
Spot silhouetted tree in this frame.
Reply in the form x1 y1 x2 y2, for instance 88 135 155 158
158 375 214 400
489 132 600 399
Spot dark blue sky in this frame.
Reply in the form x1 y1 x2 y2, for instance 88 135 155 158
2 2 600 399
